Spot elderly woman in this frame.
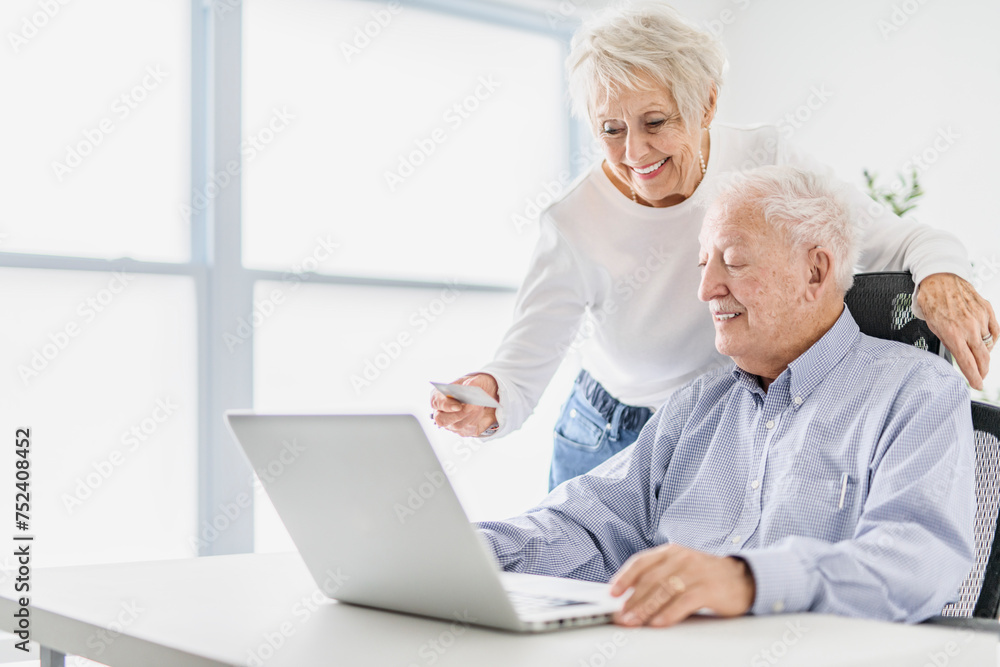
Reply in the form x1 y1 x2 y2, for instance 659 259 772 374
432 3 997 490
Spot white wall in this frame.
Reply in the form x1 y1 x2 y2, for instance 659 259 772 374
642 0 1000 397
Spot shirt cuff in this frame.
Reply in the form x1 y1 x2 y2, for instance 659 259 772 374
474 368 511 440
737 547 815 615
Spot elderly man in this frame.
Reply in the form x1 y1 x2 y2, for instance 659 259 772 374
477 165 976 627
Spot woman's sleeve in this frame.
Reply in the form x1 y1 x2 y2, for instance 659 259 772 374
477 215 590 439
777 139 972 317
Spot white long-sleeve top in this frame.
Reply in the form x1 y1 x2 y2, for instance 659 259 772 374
479 124 972 438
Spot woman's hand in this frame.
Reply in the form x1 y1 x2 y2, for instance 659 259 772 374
430 373 499 437
917 273 998 390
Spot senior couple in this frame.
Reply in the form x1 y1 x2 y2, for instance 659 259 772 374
429 4 994 626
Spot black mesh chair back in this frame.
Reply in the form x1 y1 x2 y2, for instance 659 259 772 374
845 272 1000 620
844 272 942 354
941 401 1000 619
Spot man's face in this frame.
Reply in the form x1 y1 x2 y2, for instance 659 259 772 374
697 199 809 376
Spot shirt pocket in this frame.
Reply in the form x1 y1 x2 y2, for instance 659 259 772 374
767 473 858 542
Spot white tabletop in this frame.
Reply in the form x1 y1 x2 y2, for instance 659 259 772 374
0 552 995 667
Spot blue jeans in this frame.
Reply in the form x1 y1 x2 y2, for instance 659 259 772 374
549 378 651 490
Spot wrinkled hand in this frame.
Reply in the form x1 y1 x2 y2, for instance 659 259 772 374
609 544 755 627
917 273 998 390
430 373 499 437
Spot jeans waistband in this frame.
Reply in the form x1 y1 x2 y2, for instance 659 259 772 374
575 370 652 432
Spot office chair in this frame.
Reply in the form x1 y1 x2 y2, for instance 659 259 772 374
844 271 942 354
845 272 1000 623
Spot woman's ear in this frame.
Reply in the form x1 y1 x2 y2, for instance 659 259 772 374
702 84 719 128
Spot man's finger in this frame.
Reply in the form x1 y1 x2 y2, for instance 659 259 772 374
610 545 674 596
618 571 684 623
646 588 705 628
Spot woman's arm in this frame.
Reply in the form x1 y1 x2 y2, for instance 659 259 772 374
433 214 591 439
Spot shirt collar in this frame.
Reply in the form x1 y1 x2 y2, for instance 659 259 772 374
731 304 860 402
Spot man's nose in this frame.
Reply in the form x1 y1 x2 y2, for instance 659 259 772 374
698 261 727 302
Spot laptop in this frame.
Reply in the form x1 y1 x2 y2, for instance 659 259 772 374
224 412 621 632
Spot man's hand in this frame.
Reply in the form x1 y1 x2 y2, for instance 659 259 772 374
917 273 998 390
430 373 499 437
609 544 755 627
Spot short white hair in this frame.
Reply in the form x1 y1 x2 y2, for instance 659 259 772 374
566 2 727 129
713 165 859 292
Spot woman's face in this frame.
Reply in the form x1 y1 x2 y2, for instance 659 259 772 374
594 81 711 208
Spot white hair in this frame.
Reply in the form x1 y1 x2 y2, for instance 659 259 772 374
713 165 860 292
566 2 727 129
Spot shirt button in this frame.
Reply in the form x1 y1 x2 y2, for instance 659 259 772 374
569 409 577 418
731 535 741 544
793 396 803 405
772 600 785 613
751 480 760 489
765 420 775 429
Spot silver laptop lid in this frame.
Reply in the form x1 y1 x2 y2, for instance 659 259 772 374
225 412 523 630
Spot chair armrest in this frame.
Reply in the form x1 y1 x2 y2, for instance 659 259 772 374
921 615 1000 634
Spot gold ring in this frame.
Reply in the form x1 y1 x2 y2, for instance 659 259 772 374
984 334 994 349
667 575 686 594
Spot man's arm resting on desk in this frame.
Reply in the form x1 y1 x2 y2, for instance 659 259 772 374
477 387 696 581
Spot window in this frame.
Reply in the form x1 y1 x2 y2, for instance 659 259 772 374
243 0 577 551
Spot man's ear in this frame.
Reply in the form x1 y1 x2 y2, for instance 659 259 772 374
805 246 834 302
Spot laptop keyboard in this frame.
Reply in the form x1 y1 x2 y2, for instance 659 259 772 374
507 591 589 614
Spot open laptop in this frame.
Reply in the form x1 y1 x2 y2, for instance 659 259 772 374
224 412 621 632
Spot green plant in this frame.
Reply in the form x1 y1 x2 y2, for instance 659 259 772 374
863 168 925 217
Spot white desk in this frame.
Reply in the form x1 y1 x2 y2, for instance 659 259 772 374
0 552 995 667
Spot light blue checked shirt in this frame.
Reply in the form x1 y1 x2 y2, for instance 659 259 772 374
478 307 976 622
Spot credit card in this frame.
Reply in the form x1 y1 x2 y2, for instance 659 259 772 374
430 382 501 408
